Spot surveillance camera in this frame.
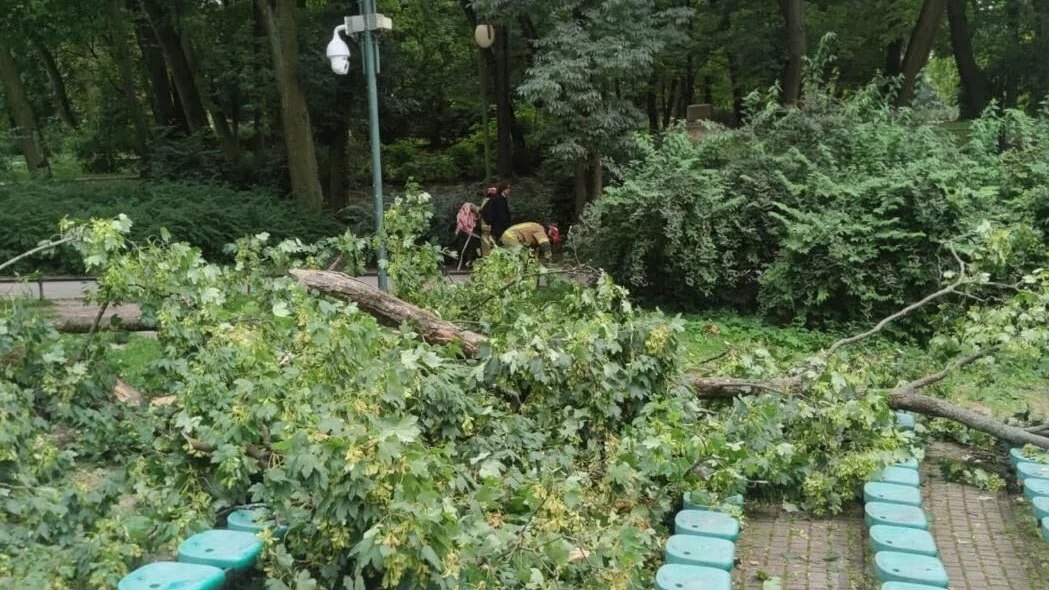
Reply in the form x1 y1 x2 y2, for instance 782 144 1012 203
327 27 351 75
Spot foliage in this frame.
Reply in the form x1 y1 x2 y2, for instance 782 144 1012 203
0 180 344 275
936 458 1006 492
571 74 1049 324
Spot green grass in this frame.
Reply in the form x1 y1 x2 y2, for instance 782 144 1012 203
106 335 164 393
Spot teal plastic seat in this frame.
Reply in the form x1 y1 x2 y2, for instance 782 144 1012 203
1017 462 1049 483
1032 496 1049 522
895 412 916 431
682 492 743 512
881 583 947 590
117 562 225 590
869 525 938 557
228 507 288 537
1042 517 1049 541
177 529 264 572
876 466 920 487
864 482 922 507
864 502 929 530
664 534 735 571
1011 447 1048 468
874 552 948 587
1024 478 1049 501
655 564 732 590
893 458 920 471
674 510 740 541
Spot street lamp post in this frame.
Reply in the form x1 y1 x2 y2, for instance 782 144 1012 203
326 0 393 291
474 25 495 181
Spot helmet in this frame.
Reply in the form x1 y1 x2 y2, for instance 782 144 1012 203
546 224 561 245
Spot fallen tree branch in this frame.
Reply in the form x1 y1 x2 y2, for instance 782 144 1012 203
684 375 794 398
290 269 487 357
53 314 153 333
0 236 75 274
182 432 271 466
887 387 1049 448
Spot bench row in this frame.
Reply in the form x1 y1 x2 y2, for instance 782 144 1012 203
654 493 744 590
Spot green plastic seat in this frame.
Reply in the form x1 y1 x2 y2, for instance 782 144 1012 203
655 564 732 590
178 529 264 572
682 492 744 512
117 562 225 590
876 466 920 487
665 534 736 571
895 412 916 431
881 583 947 590
869 525 938 557
1017 462 1049 483
674 510 740 541
1010 447 1048 468
874 552 948 587
1024 478 1049 501
892 458 920 471
228 507 288 537
864 482 922 507
864 502 928 530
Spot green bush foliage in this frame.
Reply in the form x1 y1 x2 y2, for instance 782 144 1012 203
0 181 344 275
570 81 1049 324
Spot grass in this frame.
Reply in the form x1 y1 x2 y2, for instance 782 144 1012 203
106 335 164 393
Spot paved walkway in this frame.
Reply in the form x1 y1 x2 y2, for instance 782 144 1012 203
734 503 869 589
921 442 1049 590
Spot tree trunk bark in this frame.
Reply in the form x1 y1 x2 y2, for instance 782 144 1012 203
589 151 603 203
0 42 50 178
140 0 209 134
885 38 903 77
107 0 152 160
896 0 948 108
494 24 514 178
946 0 989 119
573 158 588 221
30 38 78 130
257 0 324 211
130 0 175 128
779 0 806 105
888 388 1049 448
328 118 349 211
291 270 487 356
663 79 678 128
646 87 659 134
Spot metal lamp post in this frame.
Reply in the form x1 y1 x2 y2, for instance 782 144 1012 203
474 24 495 181
327 0 393 291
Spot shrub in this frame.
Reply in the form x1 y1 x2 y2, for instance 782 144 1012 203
571 81 1049 324
0 180 344 275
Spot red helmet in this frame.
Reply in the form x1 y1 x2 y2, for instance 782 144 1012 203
546 224 561 245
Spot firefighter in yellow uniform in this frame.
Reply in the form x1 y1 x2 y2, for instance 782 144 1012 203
500 222 556 262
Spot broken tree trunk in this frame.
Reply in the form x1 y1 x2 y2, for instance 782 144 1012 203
290 270 487 357
53 315 153 333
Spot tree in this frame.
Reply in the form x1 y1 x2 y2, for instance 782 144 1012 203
257 0 323 211
896 0 948 107
779 0 806 104
106 0 151 160
29 37 77 130
0 41 50 178
947 0 988 119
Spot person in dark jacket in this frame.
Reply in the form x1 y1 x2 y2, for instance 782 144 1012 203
480 183 512 249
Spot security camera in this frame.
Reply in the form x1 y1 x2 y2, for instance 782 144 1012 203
327 26 351 75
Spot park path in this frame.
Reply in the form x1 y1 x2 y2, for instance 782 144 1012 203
733 443 1049 589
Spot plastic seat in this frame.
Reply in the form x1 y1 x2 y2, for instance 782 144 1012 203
864 502 928 530
881 583 947 590
664 534 735 571
876 466 920 487
1018 461 1049 483
1042 517 1049 541
655 564 732 590
177 529 264 572
1010 447 1048 468
682 492 743 512
674 510 740 541
874 552 949 587
117 562 225 590
893 458 920 471
864 482 922 507
1032 496 1049 522
227 507 288 537
869 525 938 557
1024 477 1049 501
895 412 916 431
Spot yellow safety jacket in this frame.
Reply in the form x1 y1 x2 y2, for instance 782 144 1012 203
501 222 549 248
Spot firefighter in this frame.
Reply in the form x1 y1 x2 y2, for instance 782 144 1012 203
500 222 560 262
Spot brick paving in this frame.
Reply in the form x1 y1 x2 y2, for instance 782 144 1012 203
921 442 1046 590
733 503 870 590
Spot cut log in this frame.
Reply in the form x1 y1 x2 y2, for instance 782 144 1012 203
290 269 487 357
54 315 153 333
113 379 144 405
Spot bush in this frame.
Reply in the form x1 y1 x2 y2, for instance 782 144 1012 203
0 180 344 275
571 81 1049 324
